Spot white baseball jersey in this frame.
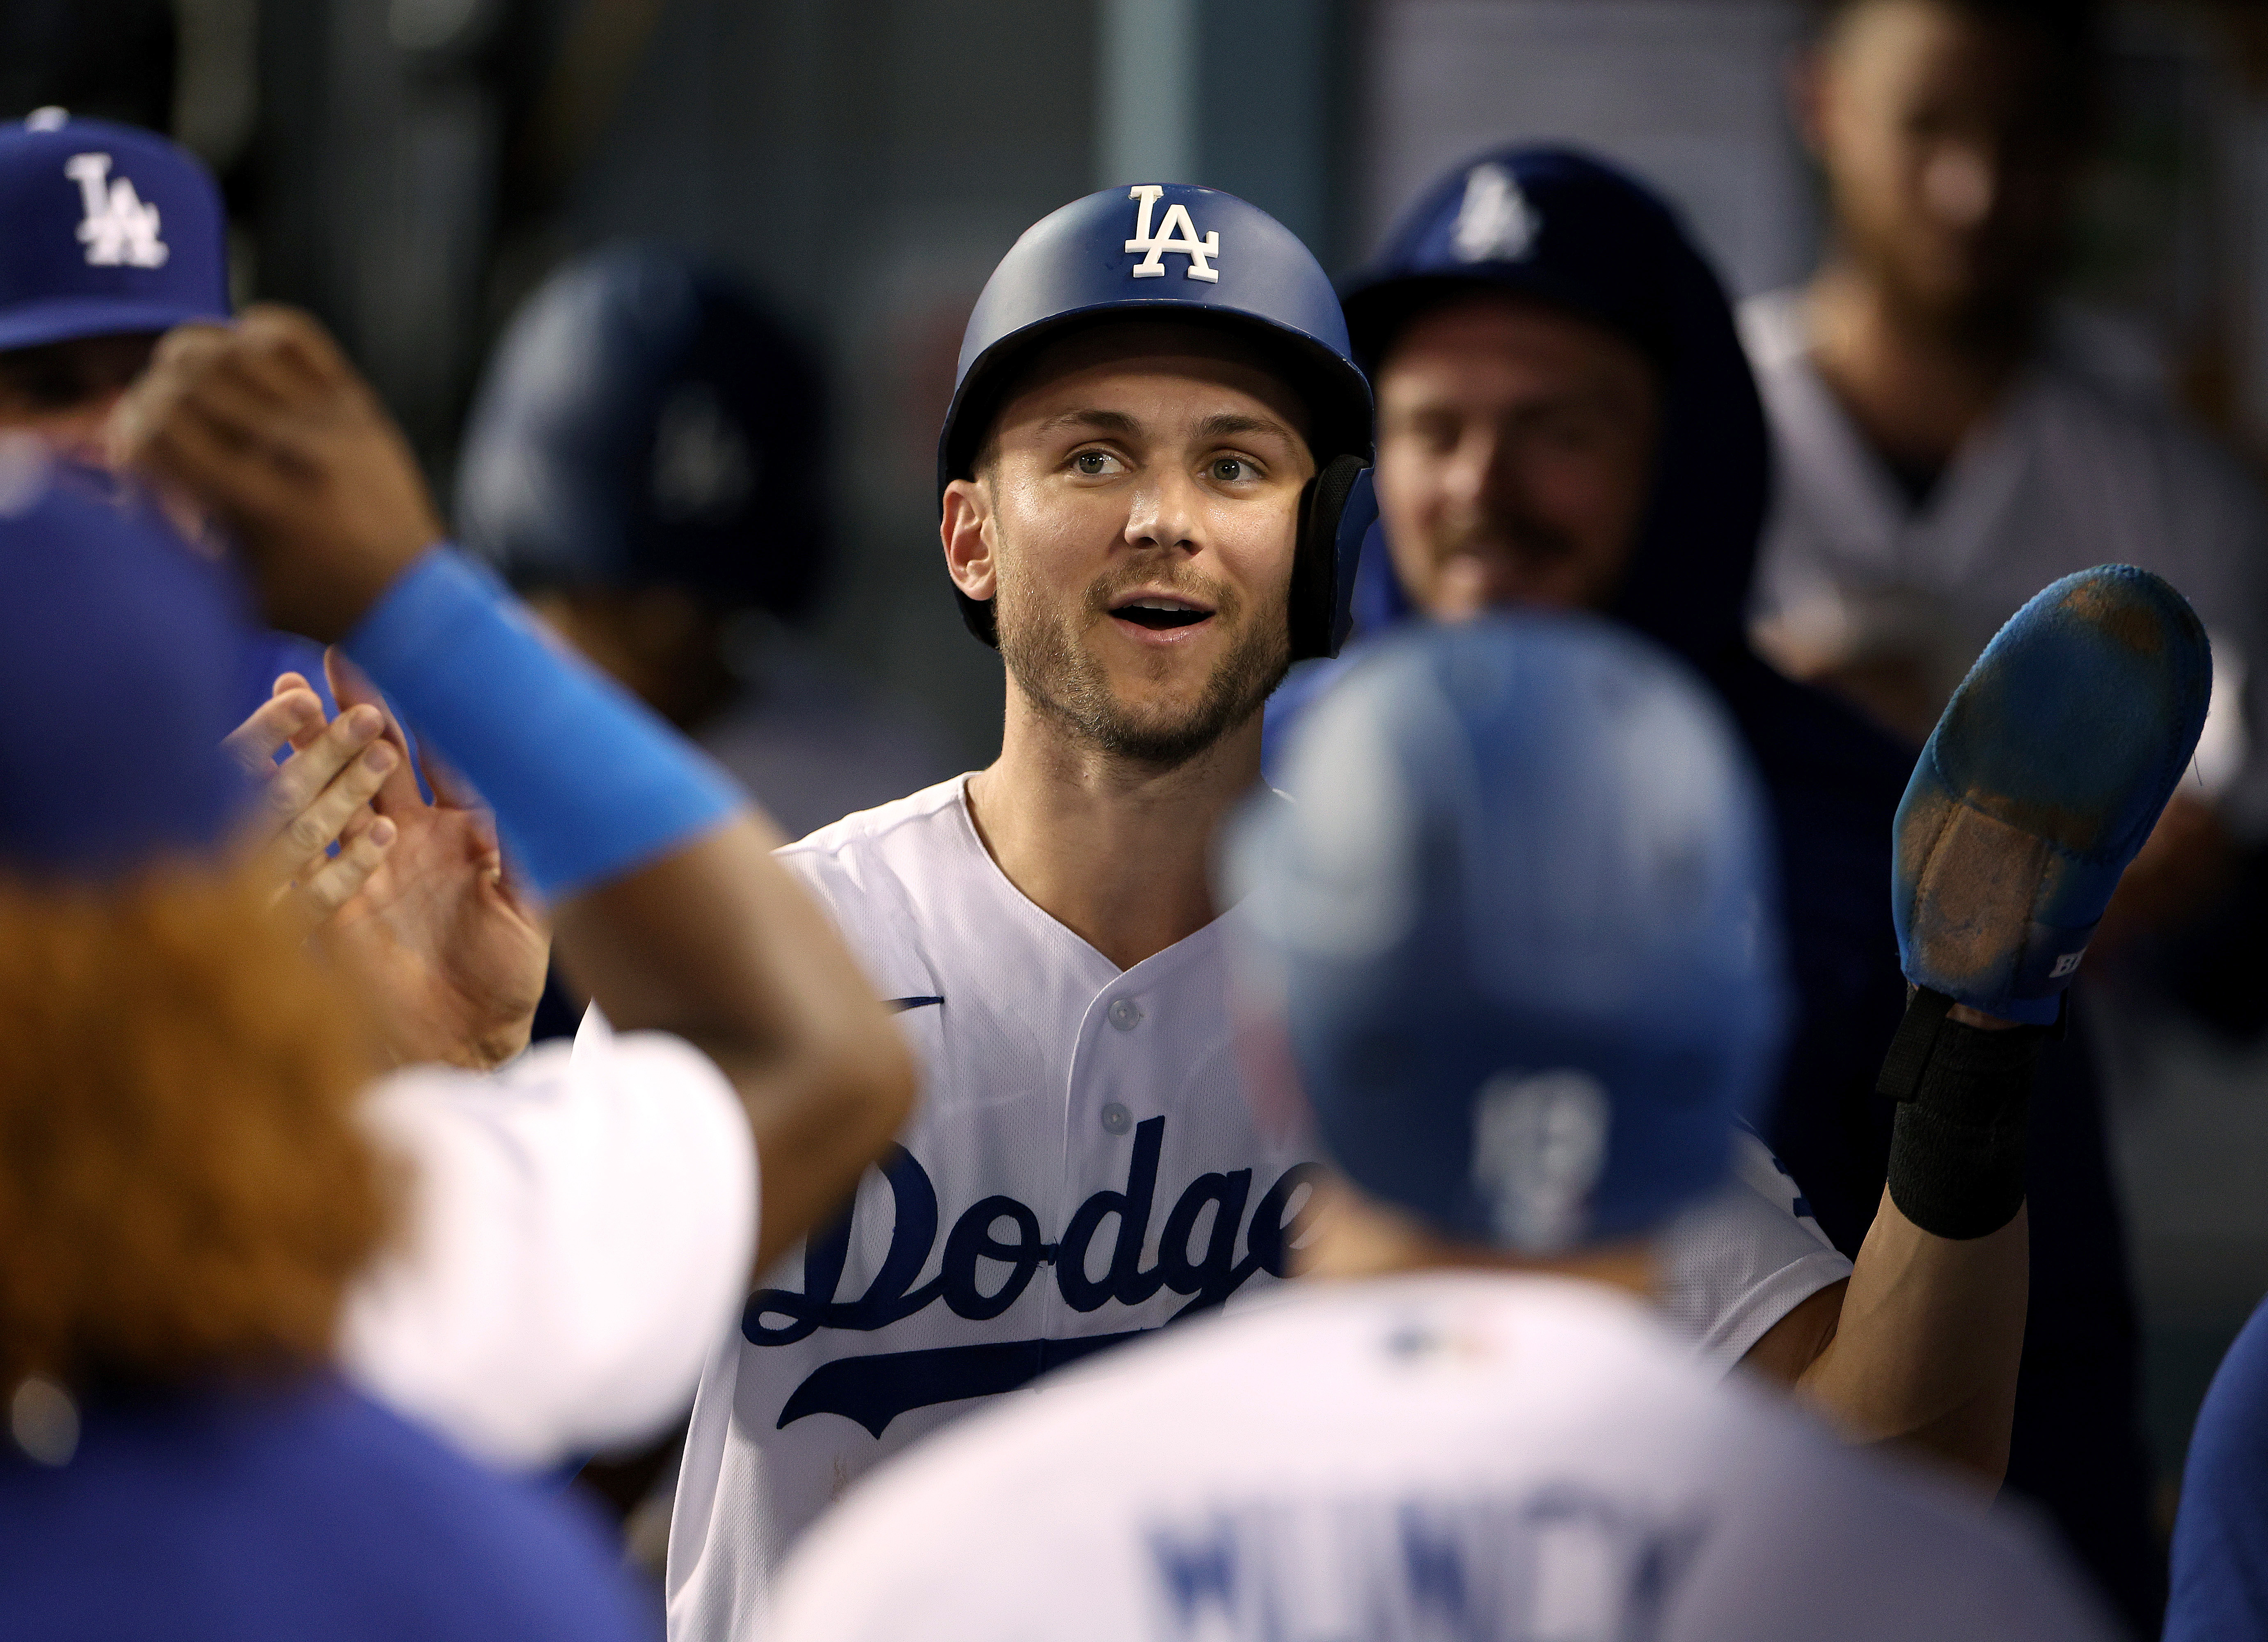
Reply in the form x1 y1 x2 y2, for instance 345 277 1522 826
769 1273 2115 1642
339 1011 757 1472
1741 288 2268 834
665 776 1852 1640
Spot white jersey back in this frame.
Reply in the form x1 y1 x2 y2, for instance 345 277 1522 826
769 1273 2115 1642
666 777 1851 1639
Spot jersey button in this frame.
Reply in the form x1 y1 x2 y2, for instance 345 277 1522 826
1107 998 1143 1031
1100 1101 1133 1135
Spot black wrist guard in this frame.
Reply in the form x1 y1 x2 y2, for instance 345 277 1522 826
1874 987 2046 1240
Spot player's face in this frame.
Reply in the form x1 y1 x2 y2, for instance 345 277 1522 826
1806 0 2085 324
1372 293 1658 621
949 323 1314 769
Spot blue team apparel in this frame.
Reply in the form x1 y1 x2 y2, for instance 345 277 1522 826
939 183 1374 660
0 1378 649 1642
0 111 228 352
2167 1294 2268 1640
1893 565 2211 1024
0 453 251 873
1229 615 1788 1249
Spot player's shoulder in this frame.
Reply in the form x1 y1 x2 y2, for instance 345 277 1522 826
772 776 976 892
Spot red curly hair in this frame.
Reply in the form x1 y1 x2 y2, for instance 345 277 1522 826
0 867 395 1389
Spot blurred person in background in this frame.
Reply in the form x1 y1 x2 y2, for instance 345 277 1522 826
456 242 953 844
0 106 371 736
1295 144 2164 1628
765 601 2183 1642
1746 0 2268 1018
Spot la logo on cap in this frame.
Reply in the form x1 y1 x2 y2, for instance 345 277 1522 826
64 152 168 270
1124 186 1220 283
1450 163 1537 264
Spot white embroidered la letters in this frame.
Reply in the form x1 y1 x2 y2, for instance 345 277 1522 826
1125 184 1220 283
1450 163 1537 264
64 153 169 269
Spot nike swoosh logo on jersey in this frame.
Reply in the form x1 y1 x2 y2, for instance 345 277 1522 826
885 995 943 1012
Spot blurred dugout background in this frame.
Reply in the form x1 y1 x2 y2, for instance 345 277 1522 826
9 0 2268 1532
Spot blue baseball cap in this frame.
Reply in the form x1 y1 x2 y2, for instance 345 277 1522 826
0 440 253 876
1225 614 1789 1251
0 110 229 355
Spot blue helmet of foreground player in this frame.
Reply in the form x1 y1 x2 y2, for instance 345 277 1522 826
0 441 252 876
1225 615 1789 1250
0 111 229 353
940 184 1377 662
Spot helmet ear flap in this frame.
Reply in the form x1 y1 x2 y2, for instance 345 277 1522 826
1290 457 1377 661
954 584 999 649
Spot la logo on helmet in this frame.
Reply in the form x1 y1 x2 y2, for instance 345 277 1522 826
64 152 169 269
1125 186 1220 282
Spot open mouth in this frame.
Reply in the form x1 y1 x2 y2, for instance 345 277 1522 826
1109 595 1214 631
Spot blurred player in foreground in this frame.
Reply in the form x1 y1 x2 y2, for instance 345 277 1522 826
768 582 2197 1640
456 242 953 841
0 454 907 1636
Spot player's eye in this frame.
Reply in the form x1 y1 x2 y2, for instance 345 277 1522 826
1072 450 1119 477
1209 456 1251 483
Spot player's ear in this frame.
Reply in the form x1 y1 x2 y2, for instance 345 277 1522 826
941 478 998 604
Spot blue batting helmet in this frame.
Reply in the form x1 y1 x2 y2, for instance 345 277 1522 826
940 184 1375 661
0 110 228 354
1225 613 1789 1251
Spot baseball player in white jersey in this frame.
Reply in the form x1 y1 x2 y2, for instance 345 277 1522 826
764 594 2208 1640
659 183 2121 1639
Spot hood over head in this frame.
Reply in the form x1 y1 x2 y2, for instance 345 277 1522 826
1342 147 1768 665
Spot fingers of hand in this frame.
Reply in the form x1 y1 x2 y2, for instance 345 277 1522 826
326 649 425 812
258 706 394 868
222 686 325 776
287 814 398 929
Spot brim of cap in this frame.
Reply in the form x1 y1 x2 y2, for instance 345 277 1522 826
937 299 1374 496
1340 270 1668 375
0 296 228 355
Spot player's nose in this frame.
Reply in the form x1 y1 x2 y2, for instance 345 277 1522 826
1121 464 1203 556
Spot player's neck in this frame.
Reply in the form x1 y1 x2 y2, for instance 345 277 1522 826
1298 1185 1658 1300
966 690 1265 972
1802 257 2032 468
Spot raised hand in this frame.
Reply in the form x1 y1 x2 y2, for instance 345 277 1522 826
313 653 552 1071
108 304 444 640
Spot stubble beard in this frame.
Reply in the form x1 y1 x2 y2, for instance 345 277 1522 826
995 556 1291 773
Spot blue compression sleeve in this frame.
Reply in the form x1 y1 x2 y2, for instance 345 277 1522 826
341 546 742 901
